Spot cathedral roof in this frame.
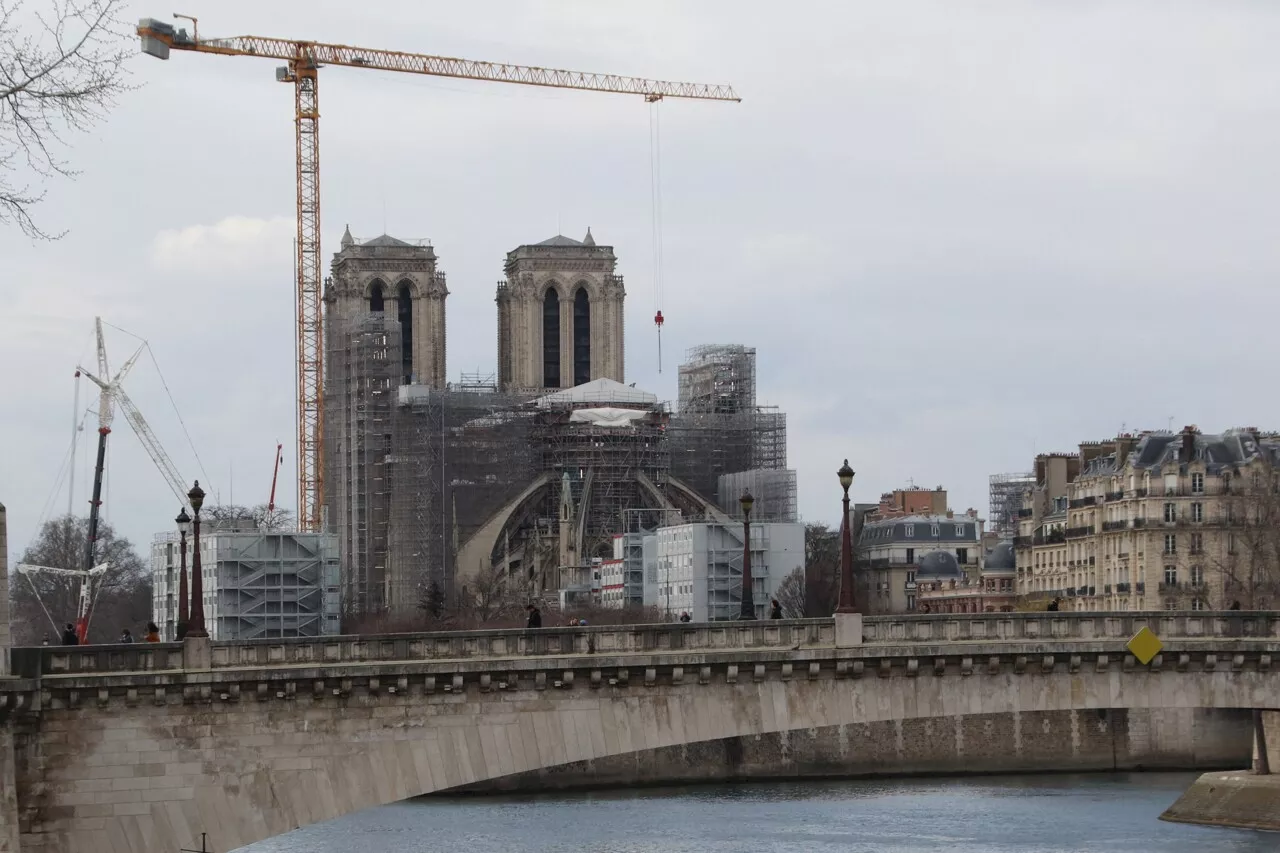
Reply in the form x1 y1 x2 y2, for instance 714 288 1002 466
362 234 414 247
535 378 658 408
536 234 586 247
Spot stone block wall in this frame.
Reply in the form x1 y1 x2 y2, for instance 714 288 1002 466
456 708 1252 794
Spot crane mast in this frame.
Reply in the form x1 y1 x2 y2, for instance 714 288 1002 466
136 16 739 532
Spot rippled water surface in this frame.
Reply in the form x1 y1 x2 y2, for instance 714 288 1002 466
240 773 1272 852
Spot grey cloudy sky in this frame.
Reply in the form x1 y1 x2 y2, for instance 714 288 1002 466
4 0 1280 560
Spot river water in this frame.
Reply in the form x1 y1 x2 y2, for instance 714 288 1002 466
240 773 1272 852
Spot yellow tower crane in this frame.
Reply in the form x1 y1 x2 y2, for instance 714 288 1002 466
136 14 740 532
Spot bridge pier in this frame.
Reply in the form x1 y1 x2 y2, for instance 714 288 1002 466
1162 710 1280 831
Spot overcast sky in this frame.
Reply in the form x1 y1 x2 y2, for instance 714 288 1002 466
4 1 1280 562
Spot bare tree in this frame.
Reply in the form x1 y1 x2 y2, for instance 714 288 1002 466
9 514 150 644
774 566 806 618
804 522 839 616
1 0 131 238
1205 462 1280 610
200 504 296 532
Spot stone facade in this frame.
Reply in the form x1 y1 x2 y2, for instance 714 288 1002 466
495 232 624 392
326 228 449 388
458 707 1251 793
1016 428 1280 611
1 612 1276 853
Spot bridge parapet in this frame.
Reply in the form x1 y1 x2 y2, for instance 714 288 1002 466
10 618 838 677
6 612 1277 679
861 611 1280 644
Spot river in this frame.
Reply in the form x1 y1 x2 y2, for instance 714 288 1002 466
239 772 1271 852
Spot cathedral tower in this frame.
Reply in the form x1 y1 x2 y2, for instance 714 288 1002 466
495 229 624 391
327 226 448 388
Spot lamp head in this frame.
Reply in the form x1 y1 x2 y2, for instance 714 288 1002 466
175 507 191 535
187 480 205 513
740 489 754 517
838 459 855 492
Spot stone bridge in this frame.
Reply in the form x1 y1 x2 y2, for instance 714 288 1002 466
0 611 1277 853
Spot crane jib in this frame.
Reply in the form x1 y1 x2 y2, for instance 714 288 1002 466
135 15 739 532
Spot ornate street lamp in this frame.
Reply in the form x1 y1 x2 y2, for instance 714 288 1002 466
175 507 191 639
738 489 756 620
185 481 208 638
836 460 857 614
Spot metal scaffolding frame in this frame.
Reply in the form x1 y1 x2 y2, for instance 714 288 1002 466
324 312 401 618
989 471 1035 539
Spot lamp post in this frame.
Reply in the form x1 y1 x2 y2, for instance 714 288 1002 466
738 489 756 620
185 481 208 638
836 459 857 614
175 507 191 639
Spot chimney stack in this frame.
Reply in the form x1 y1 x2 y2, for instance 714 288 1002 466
1181 425 1196 464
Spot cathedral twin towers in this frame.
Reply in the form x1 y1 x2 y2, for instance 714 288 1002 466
325 226 626 392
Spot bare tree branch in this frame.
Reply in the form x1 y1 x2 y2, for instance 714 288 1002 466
8 514 150 644
774 565 806 618
0 0 132 238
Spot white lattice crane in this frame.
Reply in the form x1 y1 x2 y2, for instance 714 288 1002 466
15 562 112 643
77 318 192 516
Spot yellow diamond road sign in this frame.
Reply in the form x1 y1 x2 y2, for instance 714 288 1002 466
1127 626 1163 665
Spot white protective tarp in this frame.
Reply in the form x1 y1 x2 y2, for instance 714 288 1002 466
569 407 650 427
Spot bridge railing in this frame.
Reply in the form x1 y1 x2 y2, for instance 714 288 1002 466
10 618 838 677
8 611 1277 677
859 611 1280 644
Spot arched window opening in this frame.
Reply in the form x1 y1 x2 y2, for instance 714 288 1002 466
573 286 590 387
543 289 561 388
397 282 413 384
369 280 385 312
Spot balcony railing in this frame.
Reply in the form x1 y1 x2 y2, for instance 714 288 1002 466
1132 518 1147 528
1013 536 1033 548
1017 508 1034 518
1116 582 1131 593
1102 520 1127 532
1069 496 1098 509
1105 491 1125 502
1065 525 1095 539
1134 488 1148 497
1033 530 1067 546
1076 586 1088 595
1159 581 1180 592
1136 582 1146 594
1104 584 1112 594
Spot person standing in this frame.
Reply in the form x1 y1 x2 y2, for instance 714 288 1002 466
61 623 78 646
118 628 135 644
770 599 783 619
526 603 542 629
144 622 161 643
679 612 691 623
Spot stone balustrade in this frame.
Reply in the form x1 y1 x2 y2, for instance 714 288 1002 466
7 611 1277 679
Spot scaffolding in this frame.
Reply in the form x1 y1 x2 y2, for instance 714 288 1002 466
679 344 757 414
989 471 1035 540
718 468 798 523
529 398 671 562
324 312 401 619
151 527 340 640
388 387 537 613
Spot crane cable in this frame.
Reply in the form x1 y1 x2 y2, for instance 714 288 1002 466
649 100 665 373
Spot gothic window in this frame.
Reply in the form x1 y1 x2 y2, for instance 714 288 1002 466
573 286 591 387
543 288 561 388
369 280 385 312
397 281 413 384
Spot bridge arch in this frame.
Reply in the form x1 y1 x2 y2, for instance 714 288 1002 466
10 644 1274 853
